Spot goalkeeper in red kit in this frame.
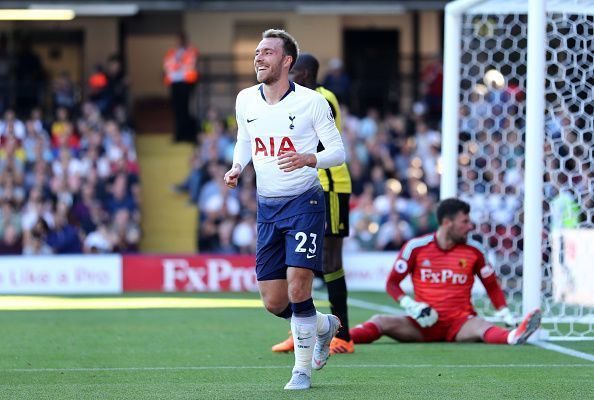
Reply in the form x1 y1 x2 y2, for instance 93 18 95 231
350 198 541 345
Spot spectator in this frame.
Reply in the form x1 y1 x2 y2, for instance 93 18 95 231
14 36 46 114
322 58 350 106
420 57 443 122
52 70 77 113
173 146 208 204
0 200 22 239
50 107 80 154
104 173 137 216
375 213 411 251
163 32 199 143
104 55 129 117
46 204 82 254
0 109 26 140
0 223 22 254
232 213 256 253
22 217 52 255
216 219 238 254
84 222 113 253
88 64 109 115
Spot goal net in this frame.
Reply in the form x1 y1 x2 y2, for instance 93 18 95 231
442 0 594 340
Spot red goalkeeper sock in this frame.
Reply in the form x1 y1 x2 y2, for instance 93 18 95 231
483 326 510 344
350 321 382 344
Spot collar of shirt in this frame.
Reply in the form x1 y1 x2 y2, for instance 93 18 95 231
258 80 296 103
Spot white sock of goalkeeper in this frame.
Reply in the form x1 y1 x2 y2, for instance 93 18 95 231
291 298 317 376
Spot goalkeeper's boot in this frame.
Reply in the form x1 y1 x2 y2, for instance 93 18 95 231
312 314 341 370
284 370 311 390
510 309 542 345
330 337 355 355
272 331 294 353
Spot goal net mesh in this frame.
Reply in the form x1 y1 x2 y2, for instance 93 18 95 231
455 0 594 339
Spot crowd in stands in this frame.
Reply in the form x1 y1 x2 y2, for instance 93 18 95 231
454 78 591 283
0 52 139 255
175 103 443 253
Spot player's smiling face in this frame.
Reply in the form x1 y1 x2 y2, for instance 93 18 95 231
447 211 473 244
254 38 288 84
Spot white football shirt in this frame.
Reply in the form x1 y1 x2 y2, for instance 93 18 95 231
233 81 345 197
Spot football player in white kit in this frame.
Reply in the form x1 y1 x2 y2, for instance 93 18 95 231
224 29 345 390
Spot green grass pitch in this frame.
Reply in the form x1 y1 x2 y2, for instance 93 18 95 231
0 292 592 399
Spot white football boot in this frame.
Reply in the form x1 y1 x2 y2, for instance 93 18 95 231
312 314 341 370
284 370 311 390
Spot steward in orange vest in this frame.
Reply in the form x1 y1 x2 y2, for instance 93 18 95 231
163 33 199 86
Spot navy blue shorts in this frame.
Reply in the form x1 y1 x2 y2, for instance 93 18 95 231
256 186 325 281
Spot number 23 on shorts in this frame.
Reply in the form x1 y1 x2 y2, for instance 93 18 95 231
295 232 318 259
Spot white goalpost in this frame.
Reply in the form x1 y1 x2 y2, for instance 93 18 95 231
442 0 594 340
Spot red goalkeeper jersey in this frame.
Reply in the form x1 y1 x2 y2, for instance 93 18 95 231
386 233 507 322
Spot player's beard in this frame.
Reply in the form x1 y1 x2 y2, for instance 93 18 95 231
449 229 468 244
256 62 282 85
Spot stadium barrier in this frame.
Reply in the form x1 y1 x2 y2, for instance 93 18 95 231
0 255 122 294
0 252 403 294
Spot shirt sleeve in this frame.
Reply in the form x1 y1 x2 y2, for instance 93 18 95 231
474 250 507 310
311 94 345 169
386 246 412 302
232 92 252 170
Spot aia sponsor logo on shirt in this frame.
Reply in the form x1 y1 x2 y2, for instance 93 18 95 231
253 136 296 156
419 268 468 284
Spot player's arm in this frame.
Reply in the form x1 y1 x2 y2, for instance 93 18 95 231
386 257 408 302
278 95 345 172
386 249 438 328
225 93 252 188
474 251 516 326
312 95 345 169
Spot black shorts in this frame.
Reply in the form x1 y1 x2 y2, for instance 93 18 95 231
324 191 350 237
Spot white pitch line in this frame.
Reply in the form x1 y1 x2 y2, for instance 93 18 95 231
3 364 594 373
313 291 404 315
533 341 594 362
347 297 404 315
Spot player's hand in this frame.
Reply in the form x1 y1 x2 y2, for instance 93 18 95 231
400 295 438 328
277 152 316 172
223 164 242 188
495 307 517 327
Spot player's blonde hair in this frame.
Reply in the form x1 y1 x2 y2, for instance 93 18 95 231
262 29 299 70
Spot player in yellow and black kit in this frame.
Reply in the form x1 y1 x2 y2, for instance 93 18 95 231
272 53 354 354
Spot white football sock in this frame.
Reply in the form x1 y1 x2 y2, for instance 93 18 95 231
507 328 518 344
316 311 330 335
291 314 317 375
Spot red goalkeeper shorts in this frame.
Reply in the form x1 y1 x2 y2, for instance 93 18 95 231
407 314 474 342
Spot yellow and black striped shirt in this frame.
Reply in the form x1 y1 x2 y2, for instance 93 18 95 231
316 86 352 194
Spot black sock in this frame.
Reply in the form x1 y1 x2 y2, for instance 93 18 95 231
325 270 350 341
275 303 293 320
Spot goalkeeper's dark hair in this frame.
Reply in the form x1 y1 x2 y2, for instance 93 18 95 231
436 198 471 224
262 29 299 70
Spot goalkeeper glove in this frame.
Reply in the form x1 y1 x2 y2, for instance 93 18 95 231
494 307 517 327
400 295 438 327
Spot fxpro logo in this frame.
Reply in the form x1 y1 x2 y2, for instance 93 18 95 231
419 268 468 285
162 258 257 292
